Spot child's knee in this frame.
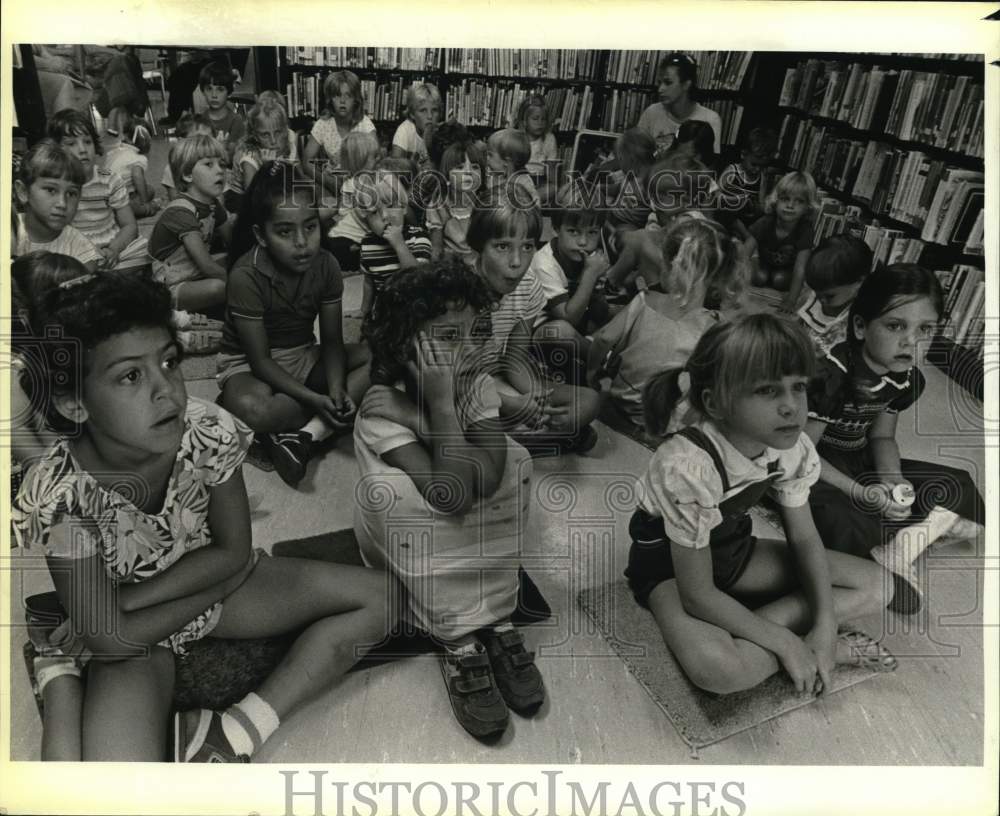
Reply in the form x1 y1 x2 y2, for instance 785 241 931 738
684 644 748 695
226 390 274 431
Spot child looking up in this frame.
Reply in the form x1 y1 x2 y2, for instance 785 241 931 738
103 107 160 218
302 70 376 199
717 127 777 242
198 60 246 159
468 196 602 454
13 141 101 271
47 109 147 271
589 217 745 433
149 134 230 313
391 82 441 170
357 260 544 739
356 160 432 319
515 95 560 206
225 100 296 213
805 264 984 614
161 113 216 200
529 180 611 333
797 234 872 356
485 128 540 210
12 269 390 762
668 119 717 169
220 162 370 488
324 130 382 273
628 313 896 697
746 170 818 312
424 122 485 262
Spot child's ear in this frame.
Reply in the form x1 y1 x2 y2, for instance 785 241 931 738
13 179 29 205
852 314 866 342
53 391 89 425
251 223 267 248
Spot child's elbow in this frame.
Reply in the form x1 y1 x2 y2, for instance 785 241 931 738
424 477 476 516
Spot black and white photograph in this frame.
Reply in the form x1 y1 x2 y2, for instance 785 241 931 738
1 1 996 814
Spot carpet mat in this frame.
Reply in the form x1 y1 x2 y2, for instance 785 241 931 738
577 579 891 753
174 529 550 711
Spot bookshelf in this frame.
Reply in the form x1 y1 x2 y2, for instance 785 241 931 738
757 51 985 399
259 47 758 172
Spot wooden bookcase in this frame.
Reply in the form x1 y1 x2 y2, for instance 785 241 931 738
750 51 985 400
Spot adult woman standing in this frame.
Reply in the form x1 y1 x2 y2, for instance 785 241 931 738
638 53 722 157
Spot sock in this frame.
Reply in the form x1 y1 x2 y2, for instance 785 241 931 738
888 506 961 567
220 692 279 757
301 415 334 442
491 621 515 634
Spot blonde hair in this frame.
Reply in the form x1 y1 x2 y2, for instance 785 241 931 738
241 101 291 158
764 170 819 218
661 217 746 309
321 70 365 124
169 134 226 192
487 128 530 171
405 83 441 115
340 131 381 176
256 89 288 109
514 95 552 135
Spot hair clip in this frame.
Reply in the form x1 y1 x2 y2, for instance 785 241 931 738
58 273 97 290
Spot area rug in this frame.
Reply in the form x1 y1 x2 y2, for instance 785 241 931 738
174 529 550 710
577 579 891 753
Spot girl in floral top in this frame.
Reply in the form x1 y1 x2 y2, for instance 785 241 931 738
13 270 390 762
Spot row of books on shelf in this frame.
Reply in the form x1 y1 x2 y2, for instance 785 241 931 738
777 60 984 156
286 73 429 121
937 266 985 351
449 80 595 130
686 51 754 91
890 53 983 61
284 47 440 71
443 49 602 81
701 99 744 147
777 117 984 249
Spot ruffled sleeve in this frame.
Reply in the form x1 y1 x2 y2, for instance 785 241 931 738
636 438 724 549
769 433 821 507
183 398 253 487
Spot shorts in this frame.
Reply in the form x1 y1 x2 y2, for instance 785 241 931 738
624 508 756 609
216 342 322 389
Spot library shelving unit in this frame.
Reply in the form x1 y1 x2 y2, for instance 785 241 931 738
256 47 758 173
757 51 985 400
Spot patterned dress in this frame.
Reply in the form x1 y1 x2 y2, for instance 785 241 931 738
13 397 253 654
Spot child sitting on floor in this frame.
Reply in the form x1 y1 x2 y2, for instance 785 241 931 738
355 159 432 319
102 107 161 218
588 217 745 434
356 259 544 740
805 264 985 614
627 313 897 697
424 121 485 263
161 113 215 200
219 162 370 488
13 141 102 272
324 131 382 273
468 195 602 455
47 109 148 271
198 60 246 160
515 95 560 206
746 170 818 312
225 99 297 214
605 154 714 295
484 128 540 211
149 134 230 313
528 180 611 334
797 233 872 357
717 127 777 243
12 268 390 763
390 82 441 171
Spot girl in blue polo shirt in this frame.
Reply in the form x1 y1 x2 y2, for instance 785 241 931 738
218 162 370 488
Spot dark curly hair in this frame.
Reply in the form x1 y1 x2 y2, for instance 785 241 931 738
363 259 497 386
34 269 178 432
